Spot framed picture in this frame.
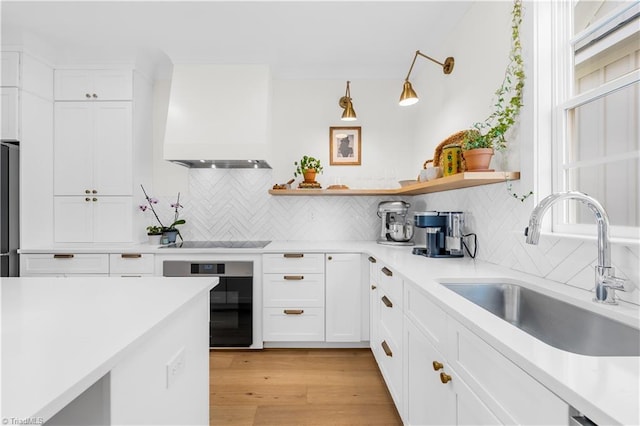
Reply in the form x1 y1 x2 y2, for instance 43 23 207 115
329 126 361 166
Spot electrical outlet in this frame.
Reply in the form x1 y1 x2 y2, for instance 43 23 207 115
166 347 186 389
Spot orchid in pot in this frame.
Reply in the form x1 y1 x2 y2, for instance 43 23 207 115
139 185 185 244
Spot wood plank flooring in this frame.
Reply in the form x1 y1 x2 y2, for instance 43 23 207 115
210 349 402 426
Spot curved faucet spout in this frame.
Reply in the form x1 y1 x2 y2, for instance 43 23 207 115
524 191 630 305
525 191 610 268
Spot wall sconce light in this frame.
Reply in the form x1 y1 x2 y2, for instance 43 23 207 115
399 50 454 106
339 80 357 121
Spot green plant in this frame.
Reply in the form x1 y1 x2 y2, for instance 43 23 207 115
294 156 324 177
462 0 524 151
146 225 162 235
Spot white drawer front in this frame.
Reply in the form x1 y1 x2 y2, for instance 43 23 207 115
263 273 324 307
263 307 324 341
404 282 448 348
263 253 324 273
109 253 154 274
451 320 569 425
379 289 403 347
22 253 109 275
379 264 403 309
378 322 403 410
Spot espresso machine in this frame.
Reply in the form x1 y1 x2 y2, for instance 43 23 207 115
412 211 464 257
377 201 414 246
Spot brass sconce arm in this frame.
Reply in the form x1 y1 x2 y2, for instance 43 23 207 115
404 50 455 81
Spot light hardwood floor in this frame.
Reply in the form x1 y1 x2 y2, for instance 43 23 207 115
210 349 403 426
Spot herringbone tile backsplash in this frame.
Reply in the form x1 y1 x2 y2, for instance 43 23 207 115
158 169 638 305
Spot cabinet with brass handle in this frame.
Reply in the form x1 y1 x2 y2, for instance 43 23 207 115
368 256 377 263
283 253 304 258
433 361 444 371
381 340 393 357
283 275 304 280
381 295 393 308
381 266 393 277
284 309 304 315
440 372 452 384
53 254 75 259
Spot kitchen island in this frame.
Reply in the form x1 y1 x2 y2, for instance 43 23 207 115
1 276 216 425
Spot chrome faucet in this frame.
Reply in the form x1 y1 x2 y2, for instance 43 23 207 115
525 191 630 305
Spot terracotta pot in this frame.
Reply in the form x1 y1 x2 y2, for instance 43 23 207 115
463 148 494 171
303 169 317 183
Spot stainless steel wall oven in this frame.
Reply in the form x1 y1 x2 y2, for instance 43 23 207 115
163 260 253 348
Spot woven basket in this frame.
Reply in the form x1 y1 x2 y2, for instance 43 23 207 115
423 130 468 172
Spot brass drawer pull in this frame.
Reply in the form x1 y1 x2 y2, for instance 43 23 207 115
381 267 393 277
432 361 444 371
121 253 142 259
440 372 452 384
368 256 376 263
53 254 74 259
381 295 393 308
121 275 142 278
284 275 304 280
283 253 304 258
284 309 304 315
371 284 377 290
381 340 393 357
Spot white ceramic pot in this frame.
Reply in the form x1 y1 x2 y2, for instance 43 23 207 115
147 234 162 245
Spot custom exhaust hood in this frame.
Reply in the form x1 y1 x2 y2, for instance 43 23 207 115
163 64 272 169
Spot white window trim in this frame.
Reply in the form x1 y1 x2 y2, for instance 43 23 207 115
545 0 640 243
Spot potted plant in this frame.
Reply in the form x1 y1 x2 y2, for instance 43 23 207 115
462 0 524 171
139 185 186 244
294 155 324 183
146 225 163 245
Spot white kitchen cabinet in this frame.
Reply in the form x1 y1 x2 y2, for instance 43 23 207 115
20 253 109 276
325 253 362 342
1 88 19 140
262 253 325 341
1 52 20 87
54 69 132 101
54 101 132 196
54 196 132 243
401 280 569 425
368 256 381 359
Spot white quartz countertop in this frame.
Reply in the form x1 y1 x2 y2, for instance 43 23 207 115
0 276 217 422
16 240 640 424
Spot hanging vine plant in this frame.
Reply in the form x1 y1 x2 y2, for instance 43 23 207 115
462 0 525 152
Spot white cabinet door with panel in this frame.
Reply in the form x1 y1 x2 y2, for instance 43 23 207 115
368 256 381 359
54 196 132 243
1 52 20 87
325 253 362 342
54 102 132 196
20 253 109 276
54 69 132 101
1 88 19 140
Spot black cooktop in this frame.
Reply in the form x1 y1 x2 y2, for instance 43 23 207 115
160 241 271 249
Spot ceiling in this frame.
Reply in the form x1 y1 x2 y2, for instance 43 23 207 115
1 1 473 80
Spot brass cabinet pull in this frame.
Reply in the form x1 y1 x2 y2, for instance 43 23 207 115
327 256 332 260
371 284 377 290
85 189 91 194
85 93 91 99
121 275 142 278
284 309 304 315
121 253 142 259
92 198 97 202
440 372 452 384
381 267 393 277
283 253 304 258
381 295 393 308
283 275 304 280
381 340 393 357
53 254 74 259
92 189 97 194
432 361 444 371
368 256 377 263
92 94 98 99
85 197 91 202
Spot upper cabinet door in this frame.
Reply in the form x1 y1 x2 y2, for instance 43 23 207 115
93 102 132 195
54 102 94 195
54 69 132 101
1 52 20 87
0 88 19 140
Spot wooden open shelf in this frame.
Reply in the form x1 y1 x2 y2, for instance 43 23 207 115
269 171 520 196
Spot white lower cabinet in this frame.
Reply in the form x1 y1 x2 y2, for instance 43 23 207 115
54 196 132 243
398 280 569 426
21 253 109 276
368 256 381 360
325 253 362 342
109 253 154 277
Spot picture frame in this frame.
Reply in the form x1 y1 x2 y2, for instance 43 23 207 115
329 126 361 165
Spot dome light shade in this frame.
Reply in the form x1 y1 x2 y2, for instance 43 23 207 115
398 81 419 106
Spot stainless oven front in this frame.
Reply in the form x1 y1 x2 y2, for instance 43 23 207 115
163 260 253 348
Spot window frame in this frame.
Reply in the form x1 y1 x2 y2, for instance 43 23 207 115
551 0 640 242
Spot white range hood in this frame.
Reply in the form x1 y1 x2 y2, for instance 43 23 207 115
163 64 272 168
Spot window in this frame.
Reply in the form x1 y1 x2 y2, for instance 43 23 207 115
553 1 639 240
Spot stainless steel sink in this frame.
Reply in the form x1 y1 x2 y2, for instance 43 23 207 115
442 283 640 356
